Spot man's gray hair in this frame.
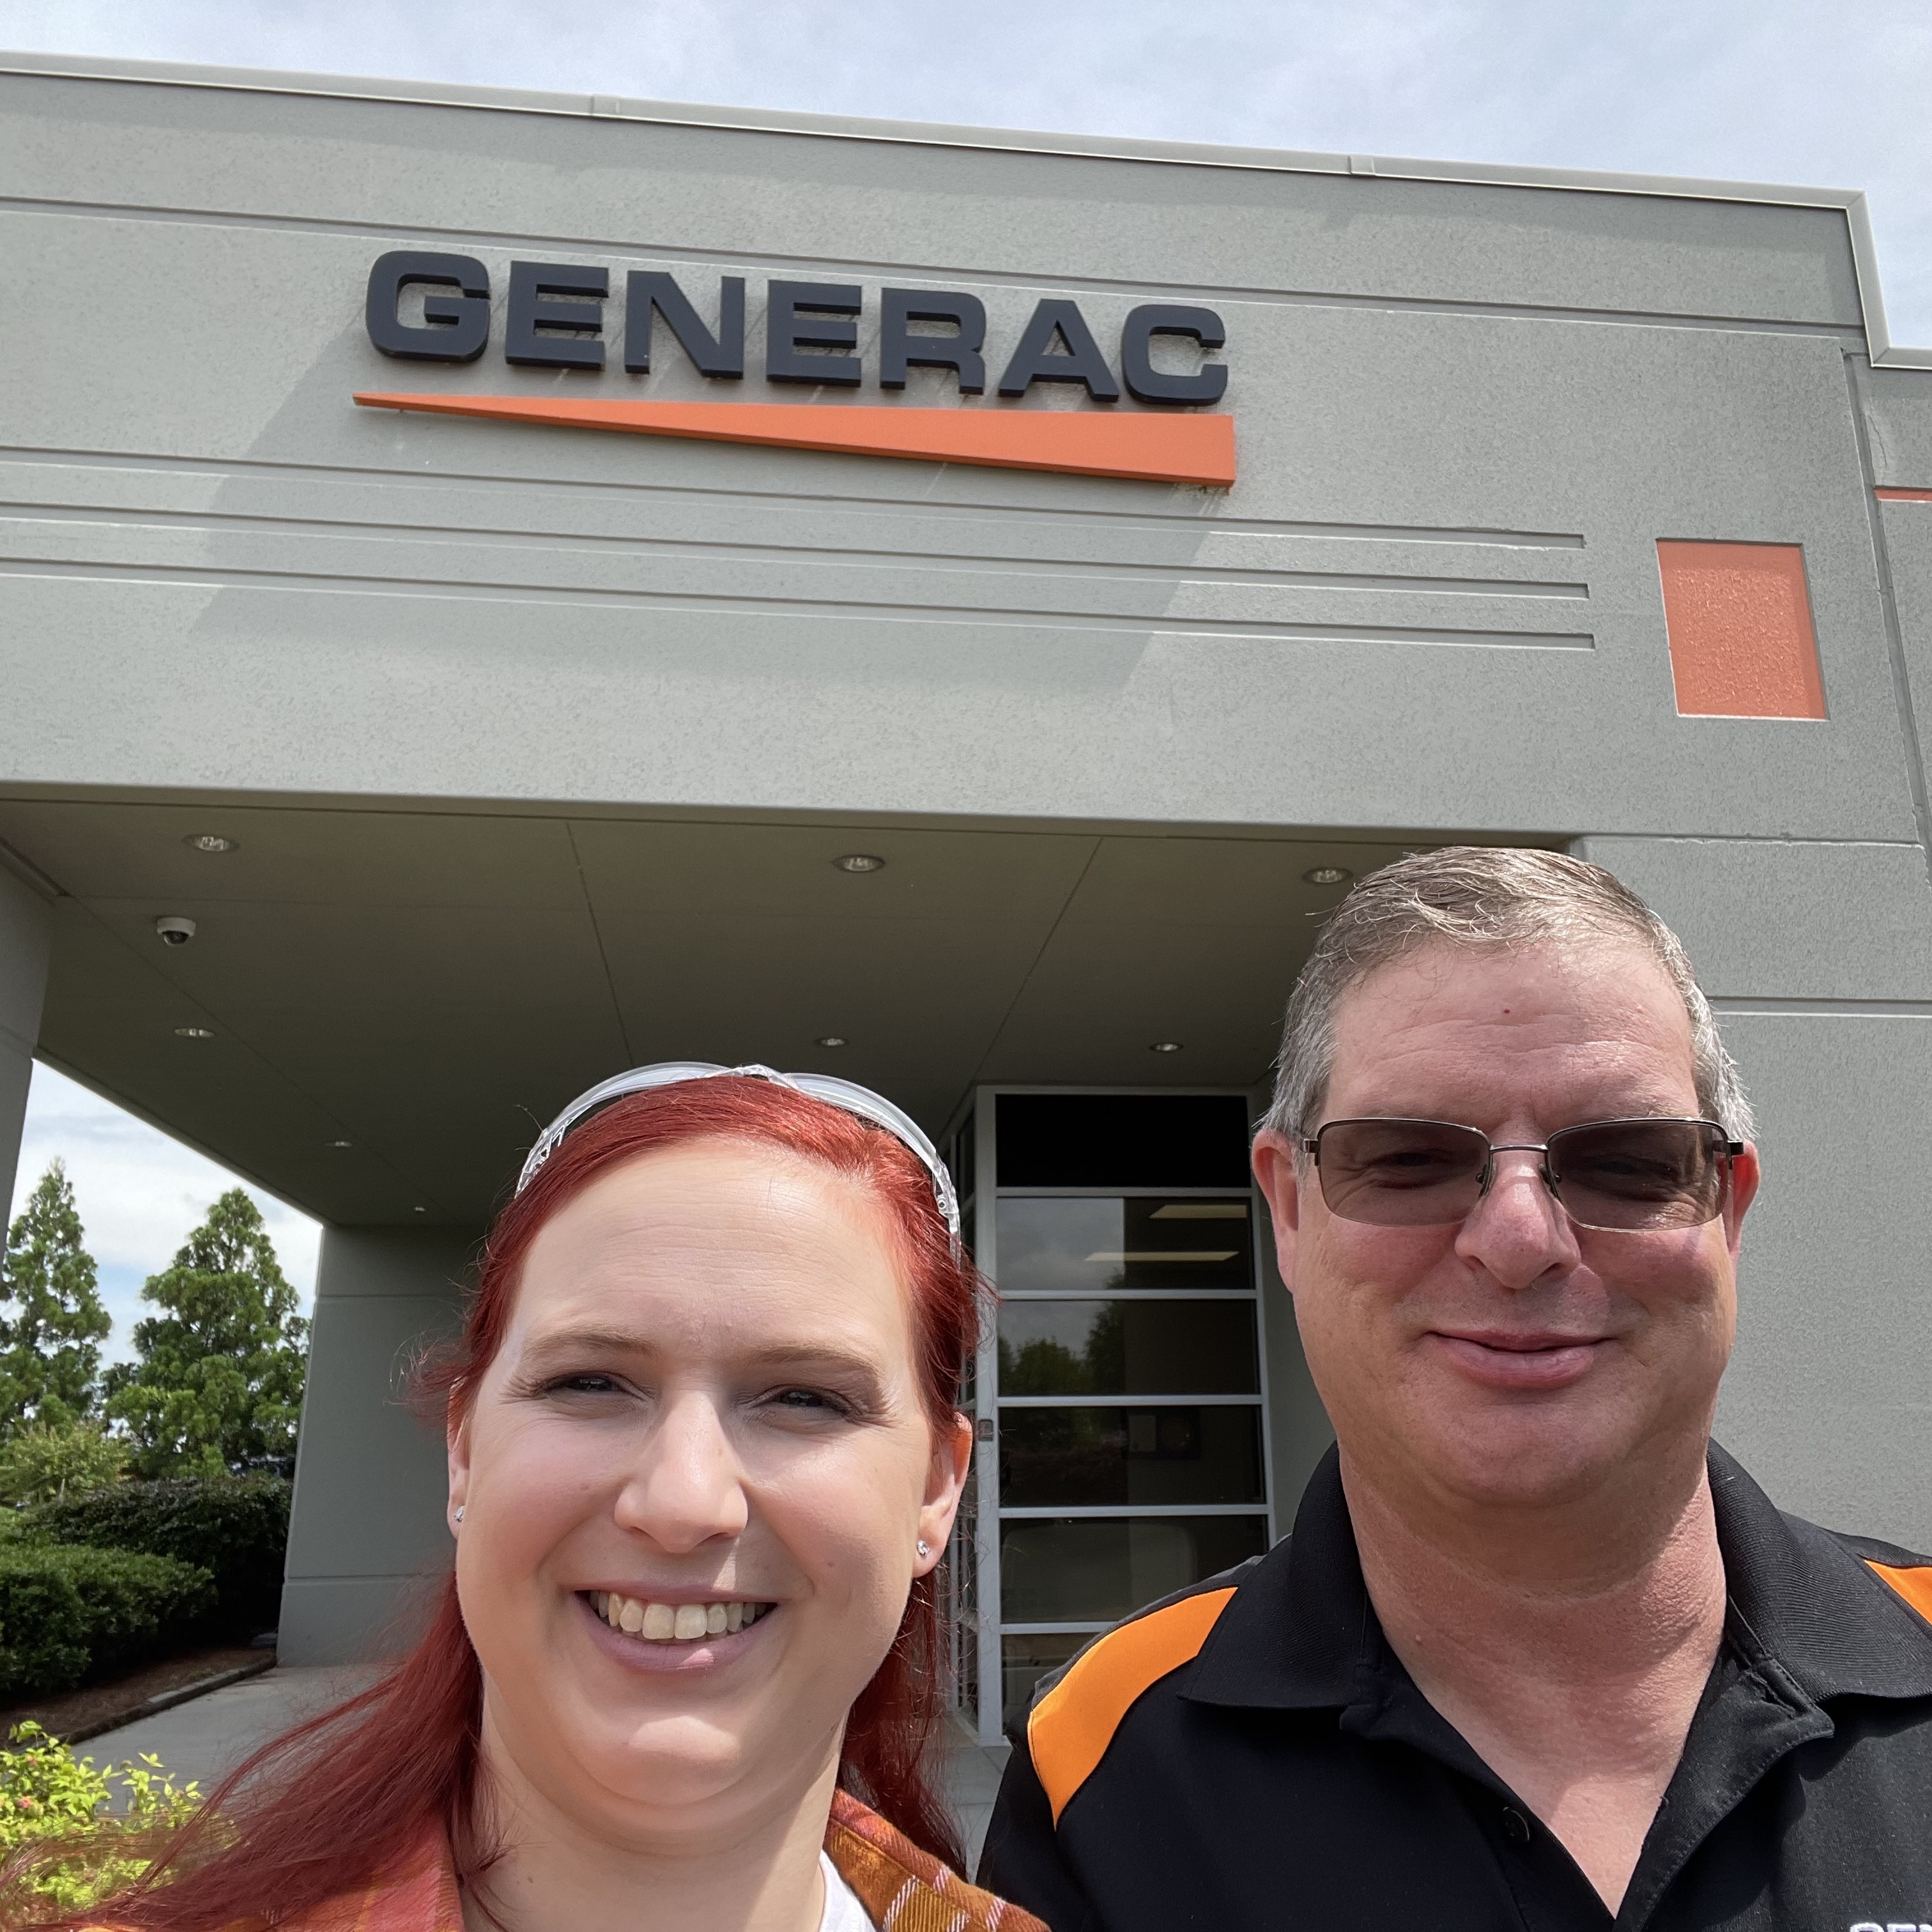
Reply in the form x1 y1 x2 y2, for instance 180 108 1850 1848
1262 847 1754 1144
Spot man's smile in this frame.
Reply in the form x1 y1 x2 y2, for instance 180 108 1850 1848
1426 1326 1611 1390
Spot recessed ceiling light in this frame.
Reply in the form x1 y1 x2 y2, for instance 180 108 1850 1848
834 854 886 873
1149 1040 1184 1054
173 1025 216 1039
816 1035 848 1048
1303 865 1352 886
326 1138 353 1149
183 834 239 854
413 1205 428 1215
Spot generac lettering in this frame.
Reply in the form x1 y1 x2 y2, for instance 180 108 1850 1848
364 252 1228 406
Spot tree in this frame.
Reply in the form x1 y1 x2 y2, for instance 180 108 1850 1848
0 1161 112 1434
102 1190 309 1478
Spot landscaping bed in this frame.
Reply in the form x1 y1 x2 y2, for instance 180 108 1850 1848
0 1474 289 1712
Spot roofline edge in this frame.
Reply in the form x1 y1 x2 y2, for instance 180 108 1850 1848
3 45 1930 365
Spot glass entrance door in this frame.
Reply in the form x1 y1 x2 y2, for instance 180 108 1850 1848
963 1091 1273 1740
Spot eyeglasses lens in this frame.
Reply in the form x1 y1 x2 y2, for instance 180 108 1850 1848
1314 1120 1491 1226
1545 1121 1726 1230
1312 1119 1728 1230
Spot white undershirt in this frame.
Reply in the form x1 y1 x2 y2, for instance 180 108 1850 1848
819 1850 875 1932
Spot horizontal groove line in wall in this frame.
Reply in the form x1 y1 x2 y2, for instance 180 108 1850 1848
1708 997 1932 1015
1577 832 1926 850
0 559 1598 647
0 196 1871 341
0 505 1588 598
0 446 1586 547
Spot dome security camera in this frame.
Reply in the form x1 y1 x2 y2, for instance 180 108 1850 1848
155 916 197 947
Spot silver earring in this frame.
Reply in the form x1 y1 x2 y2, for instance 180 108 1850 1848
916 1540 931 1558
454 1507 464 1524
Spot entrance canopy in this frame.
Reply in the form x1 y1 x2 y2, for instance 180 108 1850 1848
0 797 1442 1225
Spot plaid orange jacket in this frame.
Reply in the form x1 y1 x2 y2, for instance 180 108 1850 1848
274 1790 1045 1932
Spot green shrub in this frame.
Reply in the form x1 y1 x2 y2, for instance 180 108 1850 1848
0 1722 201 1912
0 1554 86 1700
25 1473 289 1637
0 1545 215 1698
0 1419 128 1507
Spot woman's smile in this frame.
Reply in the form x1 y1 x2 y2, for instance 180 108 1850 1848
576 1588 782 1673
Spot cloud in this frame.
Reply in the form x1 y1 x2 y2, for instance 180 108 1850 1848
7 1063 320 1367
2 0 1928 338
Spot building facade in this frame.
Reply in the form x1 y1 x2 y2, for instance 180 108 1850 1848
1 52 1929 1740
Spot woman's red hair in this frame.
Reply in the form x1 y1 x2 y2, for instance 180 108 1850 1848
6 1078 981 1926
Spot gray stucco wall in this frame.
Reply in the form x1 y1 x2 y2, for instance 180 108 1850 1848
1576 836 1932 1549
0 63 1913 847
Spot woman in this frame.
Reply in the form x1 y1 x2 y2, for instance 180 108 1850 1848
12 1064 1043 1932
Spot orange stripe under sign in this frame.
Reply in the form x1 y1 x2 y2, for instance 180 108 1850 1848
353 393 1236 487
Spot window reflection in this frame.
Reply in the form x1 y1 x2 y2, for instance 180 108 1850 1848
1000 1404 1264 1506
1002 1632 1087 1724
995 1197 1254 1295
999 1515 1269 1624
998 1298 1259 1396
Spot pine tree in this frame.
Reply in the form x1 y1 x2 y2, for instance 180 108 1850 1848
0 1160 112 1434
102 1188 309 1478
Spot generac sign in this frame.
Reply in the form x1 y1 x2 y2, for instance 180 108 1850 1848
352 251 1234 487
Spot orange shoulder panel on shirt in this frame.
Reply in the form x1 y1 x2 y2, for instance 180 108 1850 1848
1027 1587 1236 1824
1868 1559 1932 1626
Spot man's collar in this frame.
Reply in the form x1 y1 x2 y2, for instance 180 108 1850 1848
1184 1443 1367 1709
1706 1440 1932 1703
1183 1439 1932 1712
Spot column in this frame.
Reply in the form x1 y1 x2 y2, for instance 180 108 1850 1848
0 867 52 1215
279 1226 477 1665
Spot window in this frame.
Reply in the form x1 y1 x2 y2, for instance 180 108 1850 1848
973 1092 1269 1732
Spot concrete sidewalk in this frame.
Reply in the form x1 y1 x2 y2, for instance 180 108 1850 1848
84 1669 1010 1868
82 1666 376 1809
937 1715 1010 1873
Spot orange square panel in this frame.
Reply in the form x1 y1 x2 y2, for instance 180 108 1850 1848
1656 540 1825 719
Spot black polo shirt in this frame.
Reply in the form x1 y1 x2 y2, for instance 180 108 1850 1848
979 1443 1932 1931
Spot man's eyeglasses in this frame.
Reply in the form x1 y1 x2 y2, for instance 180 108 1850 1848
1300 1117 1744 1232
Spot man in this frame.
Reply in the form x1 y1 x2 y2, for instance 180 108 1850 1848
979 847 1932 1930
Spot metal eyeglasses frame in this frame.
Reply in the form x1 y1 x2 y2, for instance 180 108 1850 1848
1300 1115 1744 1229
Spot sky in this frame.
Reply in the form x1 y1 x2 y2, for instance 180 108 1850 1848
8 1064 321 1367
1 0 1927 1337
1 0 1929 344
